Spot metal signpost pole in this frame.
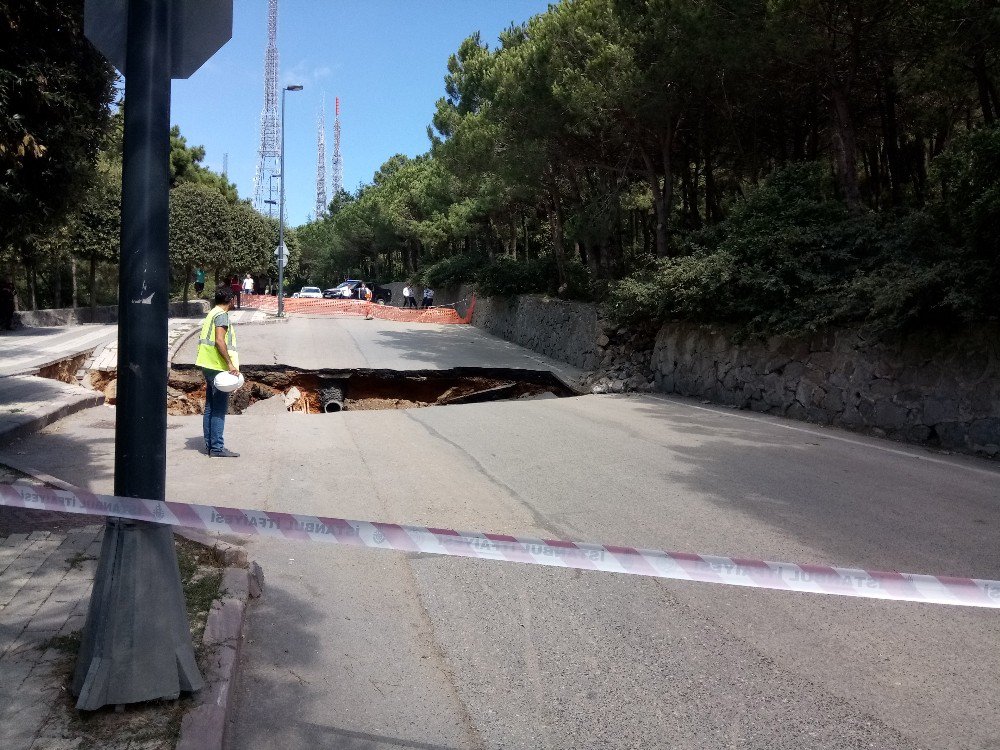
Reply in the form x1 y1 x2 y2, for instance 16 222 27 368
73 0 202 709
78 0 232 711
276 84 302 317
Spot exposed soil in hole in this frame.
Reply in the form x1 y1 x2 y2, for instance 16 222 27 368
88 370 117 403
165 364 578 415
37 353 89 384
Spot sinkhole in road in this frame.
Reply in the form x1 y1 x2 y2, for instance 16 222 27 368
162 364 579 415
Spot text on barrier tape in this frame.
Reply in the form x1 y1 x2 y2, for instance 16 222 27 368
1 482 998 609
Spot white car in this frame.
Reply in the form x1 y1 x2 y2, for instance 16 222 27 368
298 286 322 299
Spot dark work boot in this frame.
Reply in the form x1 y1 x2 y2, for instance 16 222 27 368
209 448 240 458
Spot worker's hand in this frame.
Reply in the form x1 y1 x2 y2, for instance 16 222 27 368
228 366 239 377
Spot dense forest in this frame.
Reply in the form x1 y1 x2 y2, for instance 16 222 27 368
300 0 1000 337
3 1 998 337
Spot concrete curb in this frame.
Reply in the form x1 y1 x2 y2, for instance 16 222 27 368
167 325 201 365
175 561 264 750
0 390 104 447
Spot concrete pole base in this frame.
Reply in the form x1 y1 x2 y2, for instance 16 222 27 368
72 518 204 710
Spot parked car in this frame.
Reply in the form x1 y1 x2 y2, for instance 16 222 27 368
322 280 392 304
323 280 360 299
298 286 323 299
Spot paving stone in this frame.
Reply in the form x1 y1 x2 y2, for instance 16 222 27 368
0 655 36 697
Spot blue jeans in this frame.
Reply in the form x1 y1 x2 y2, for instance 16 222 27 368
202 368 230 453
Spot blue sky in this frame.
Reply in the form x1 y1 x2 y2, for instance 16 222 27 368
167 0 552 227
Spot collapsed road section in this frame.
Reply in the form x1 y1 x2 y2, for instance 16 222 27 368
152 365 580 415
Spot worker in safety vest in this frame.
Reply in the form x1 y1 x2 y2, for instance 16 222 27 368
196 287 241 457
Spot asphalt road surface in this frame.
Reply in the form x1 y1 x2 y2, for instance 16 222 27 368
10 316 999 749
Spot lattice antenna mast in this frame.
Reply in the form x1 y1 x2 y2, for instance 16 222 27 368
331 96 344 198
252 0 281 216
315 97 327 218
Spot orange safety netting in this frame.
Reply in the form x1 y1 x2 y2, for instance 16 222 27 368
240 295 475 324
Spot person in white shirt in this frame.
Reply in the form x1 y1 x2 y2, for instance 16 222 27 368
402 284 414 308
242 273 254 296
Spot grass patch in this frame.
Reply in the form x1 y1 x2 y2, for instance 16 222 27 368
175 536 224 651
41 630 82 655
66 550 96 570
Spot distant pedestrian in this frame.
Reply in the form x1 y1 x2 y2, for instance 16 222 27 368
196 286 241 457
0 278 17 331
402 284 412 308
421 287 434 309
242 273 254 297
193 267 206 297
404 284 418 308
230 276 241 309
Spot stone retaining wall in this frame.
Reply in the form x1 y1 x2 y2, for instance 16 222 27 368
14 300 208 328
652 322 1000 456
470 293 601 370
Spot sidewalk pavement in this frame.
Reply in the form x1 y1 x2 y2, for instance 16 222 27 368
0 526 105 750
0 463 105 750
0 377 105 447
0 316 233 447
0 326 117 379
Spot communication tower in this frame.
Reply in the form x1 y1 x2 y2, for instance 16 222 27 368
315 97 327 218
252 0 281 216
331 96 344 198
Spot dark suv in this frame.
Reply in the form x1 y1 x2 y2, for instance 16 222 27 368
323 280 392 304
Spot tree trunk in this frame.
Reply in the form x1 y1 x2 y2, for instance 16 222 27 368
547 192 567 294
830 83 863 212
704 151 722 223
878 63 905 205
89 254 97 310
974 50 996 125
641 149 669 258
29 264 37 310
52 252 62 309
71 258 78 308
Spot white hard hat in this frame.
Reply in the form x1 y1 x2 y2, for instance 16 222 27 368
214 371 245 393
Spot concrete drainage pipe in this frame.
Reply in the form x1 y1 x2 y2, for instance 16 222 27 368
320 385 344 413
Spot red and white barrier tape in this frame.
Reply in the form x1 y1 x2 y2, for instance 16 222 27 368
2 482 998 608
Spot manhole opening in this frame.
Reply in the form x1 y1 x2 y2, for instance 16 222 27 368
165 365 578 416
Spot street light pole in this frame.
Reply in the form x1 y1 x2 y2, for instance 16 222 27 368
277 83 303 317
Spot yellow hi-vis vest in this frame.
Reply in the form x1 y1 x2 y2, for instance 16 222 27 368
195 306 239 371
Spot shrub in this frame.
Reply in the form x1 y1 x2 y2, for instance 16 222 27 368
418 254 485 288
608 163 874 337
475 255 593 299
476 256 543 297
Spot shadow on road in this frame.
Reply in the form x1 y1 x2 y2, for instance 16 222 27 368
368 325 548 372
0 414 115 535
627 395 1000 578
